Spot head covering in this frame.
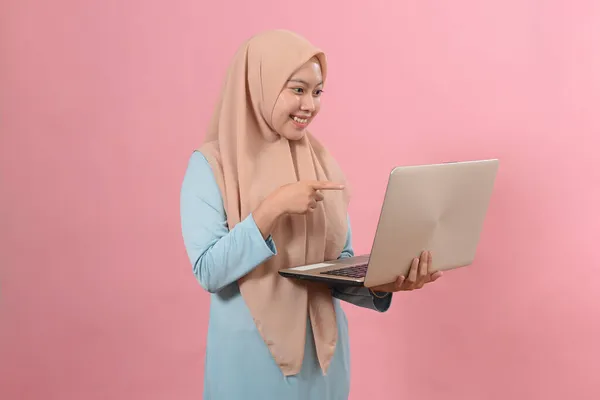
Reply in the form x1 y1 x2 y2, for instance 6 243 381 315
198 29 349 376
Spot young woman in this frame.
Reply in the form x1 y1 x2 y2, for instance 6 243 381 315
180 29 441 399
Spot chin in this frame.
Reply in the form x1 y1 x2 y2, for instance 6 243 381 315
282 128 307 141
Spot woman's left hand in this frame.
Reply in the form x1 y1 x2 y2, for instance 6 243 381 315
369 250 442 293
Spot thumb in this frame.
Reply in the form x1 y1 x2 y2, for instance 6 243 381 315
429 271 443 282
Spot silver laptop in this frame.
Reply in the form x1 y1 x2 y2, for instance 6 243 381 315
279 159 499 288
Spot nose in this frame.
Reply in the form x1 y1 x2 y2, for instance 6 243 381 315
300 94 315 112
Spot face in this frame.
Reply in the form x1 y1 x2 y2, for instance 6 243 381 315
271 58 324 141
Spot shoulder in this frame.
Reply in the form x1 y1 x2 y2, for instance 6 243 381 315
196 140 222 170
185 151 214 179
182 151 222 199
180 151 227 220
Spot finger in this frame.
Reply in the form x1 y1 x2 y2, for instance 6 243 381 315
310 181 345 191
406 257 419 288
314 191 325 201
307 199 317 211
418 251 428 281
427 250 433 273
395 276 405 291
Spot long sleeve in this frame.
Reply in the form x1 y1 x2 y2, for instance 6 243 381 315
331 215 393 312
180 152 277 293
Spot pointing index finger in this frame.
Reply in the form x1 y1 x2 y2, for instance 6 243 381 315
310 181 345 191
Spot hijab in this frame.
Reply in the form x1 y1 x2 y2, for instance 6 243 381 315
198 29 350 376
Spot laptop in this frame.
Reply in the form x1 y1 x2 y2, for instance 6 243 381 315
278 159 499 288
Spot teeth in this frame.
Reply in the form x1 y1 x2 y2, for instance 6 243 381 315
292 116 308 124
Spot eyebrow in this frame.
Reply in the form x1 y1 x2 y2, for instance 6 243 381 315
287 79 323 87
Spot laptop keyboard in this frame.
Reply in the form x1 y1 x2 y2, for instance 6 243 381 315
320 263 368 279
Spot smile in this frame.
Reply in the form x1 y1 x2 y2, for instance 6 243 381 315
291 115 309 123
290 115 310 127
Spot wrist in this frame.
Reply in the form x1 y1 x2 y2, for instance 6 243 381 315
263 191 286 218
253 195 284 239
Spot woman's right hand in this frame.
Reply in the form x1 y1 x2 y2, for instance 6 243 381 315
270 180 345 215
253 180 345 239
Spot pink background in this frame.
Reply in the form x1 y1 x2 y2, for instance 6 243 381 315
2 0 599 399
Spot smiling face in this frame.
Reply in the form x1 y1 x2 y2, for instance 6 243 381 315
271 57 324 141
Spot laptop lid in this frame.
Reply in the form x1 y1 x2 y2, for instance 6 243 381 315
363 159 499 287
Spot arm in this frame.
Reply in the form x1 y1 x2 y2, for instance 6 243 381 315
331 215 393 312
180 152 277 293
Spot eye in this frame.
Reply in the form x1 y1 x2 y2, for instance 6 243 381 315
291 87 304 94
314 89 324 97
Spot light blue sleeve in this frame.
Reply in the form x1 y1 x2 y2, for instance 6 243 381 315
331 216 393 312
180 152 277 293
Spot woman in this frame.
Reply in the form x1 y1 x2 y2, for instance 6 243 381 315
180 29 442 399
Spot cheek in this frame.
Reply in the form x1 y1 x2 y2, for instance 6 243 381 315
313 98 322 115
273 94 298 126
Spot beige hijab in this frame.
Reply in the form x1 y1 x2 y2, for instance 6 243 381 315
198 29 349 376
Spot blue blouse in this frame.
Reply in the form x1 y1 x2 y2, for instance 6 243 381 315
180 151 392 399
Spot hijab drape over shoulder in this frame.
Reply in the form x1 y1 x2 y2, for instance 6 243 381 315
198 29 350 376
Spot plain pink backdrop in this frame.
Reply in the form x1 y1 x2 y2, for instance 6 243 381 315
1 0 599 399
